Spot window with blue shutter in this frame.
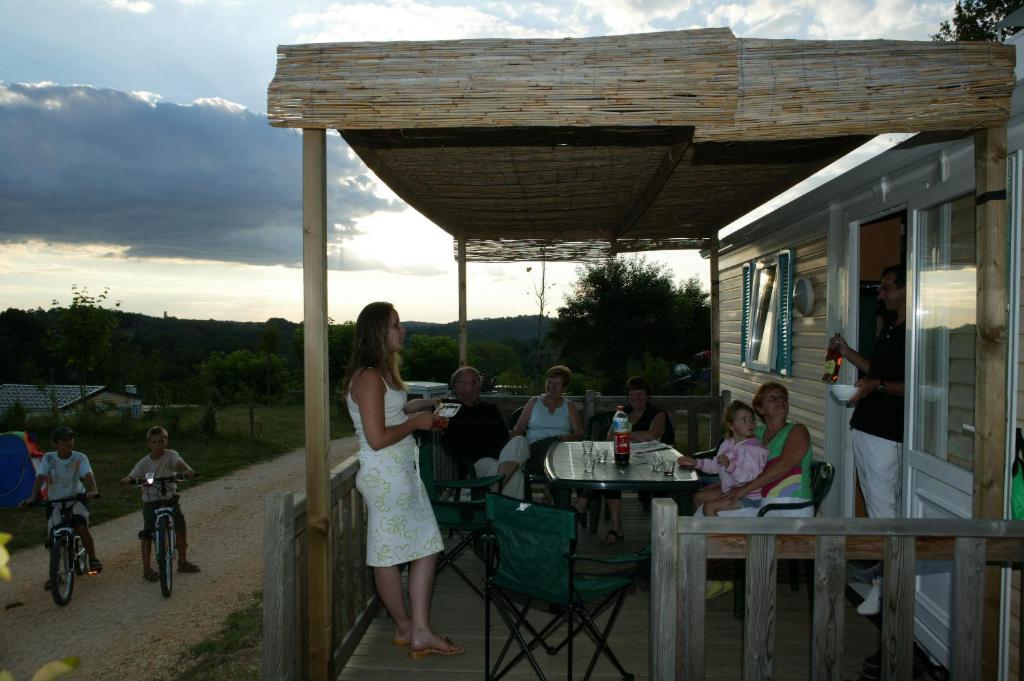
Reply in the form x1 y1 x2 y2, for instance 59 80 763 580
741 250 795 374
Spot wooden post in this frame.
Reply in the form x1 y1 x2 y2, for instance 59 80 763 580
974 126 1008 680
302 128 333 680
650 499 679 681
710 234 720 396
458 237 468 366
263 492 297 681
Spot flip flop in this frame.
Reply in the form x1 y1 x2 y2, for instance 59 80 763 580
602 529 624 546
391 637 410 647
408 636 465 659
143 568 159 582
177 562 201 573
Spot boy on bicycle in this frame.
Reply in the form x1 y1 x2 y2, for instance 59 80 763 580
120 426 200 581
20 426 103 579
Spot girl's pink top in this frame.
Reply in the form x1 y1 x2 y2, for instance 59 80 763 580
695 436 768 499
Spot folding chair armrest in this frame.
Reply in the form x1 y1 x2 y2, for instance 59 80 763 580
574 550 648 565
756 498 814 516
434 475 503 490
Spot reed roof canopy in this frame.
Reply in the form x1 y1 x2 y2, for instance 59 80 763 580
267 28 1015 262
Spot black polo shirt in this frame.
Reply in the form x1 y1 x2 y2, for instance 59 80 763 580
849 320 905 443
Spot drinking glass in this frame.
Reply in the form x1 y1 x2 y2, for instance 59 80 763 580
582 440 596 473
596 441 608 465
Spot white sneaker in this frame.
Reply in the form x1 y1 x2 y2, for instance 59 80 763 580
857 577 882 616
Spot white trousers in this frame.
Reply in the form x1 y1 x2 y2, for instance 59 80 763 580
852 429 901 519
473 435 530 500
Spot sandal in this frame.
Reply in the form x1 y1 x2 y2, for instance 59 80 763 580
143 568 159 582
178 562 201 573
602 529 624 546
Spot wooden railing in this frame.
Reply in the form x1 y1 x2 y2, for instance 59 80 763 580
650 501 1024 681
262 457 378 680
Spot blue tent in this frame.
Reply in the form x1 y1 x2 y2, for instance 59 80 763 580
0 431 42 508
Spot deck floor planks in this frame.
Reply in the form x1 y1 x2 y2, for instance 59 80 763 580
337 494 879 680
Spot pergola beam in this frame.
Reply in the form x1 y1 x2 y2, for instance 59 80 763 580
610 135 692 242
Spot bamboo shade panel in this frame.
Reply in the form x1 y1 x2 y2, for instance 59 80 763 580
701 38 1015 142
267 28 1015 262
268 29 738 130
268 30 1013 140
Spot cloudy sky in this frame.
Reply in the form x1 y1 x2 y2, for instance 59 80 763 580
0 0 947 323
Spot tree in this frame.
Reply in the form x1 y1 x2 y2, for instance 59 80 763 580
401 335 459 382
48 286 120 401
468 340 522 389
933 0 1022 41
548 256 710 393
199 349 287 405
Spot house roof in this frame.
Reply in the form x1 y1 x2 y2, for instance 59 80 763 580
267 29 1015 262
1 384 107 413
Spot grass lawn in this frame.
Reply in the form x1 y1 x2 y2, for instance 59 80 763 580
1 402 354 552
153 591 263 681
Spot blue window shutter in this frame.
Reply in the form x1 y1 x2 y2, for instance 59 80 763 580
740 262 752 365
776 250 794 375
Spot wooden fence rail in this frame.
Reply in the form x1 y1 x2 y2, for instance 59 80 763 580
650 502 1024 681
262 457 378 680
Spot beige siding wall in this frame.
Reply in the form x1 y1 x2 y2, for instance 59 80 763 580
720 235 829 455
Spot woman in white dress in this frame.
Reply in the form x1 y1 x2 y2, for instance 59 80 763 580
343 301 464 658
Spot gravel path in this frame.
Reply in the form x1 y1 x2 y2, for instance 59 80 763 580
0 437 358 680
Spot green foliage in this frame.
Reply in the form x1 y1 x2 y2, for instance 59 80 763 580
495 367 531 394
0 400 27 432
933 0 1022 40
199 349 288 404
47 286 120 397
401 335 459 382
567 372 602 395
468 340 522 387
625 354 674 394
549 256 710 393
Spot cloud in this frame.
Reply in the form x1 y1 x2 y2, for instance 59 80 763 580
0 82 404 270
99 0 155 14
699 0 947 40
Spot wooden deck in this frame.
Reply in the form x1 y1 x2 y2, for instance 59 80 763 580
337 494 880 680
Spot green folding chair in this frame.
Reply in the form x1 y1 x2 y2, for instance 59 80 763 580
484 493 644 681
419 438 502 598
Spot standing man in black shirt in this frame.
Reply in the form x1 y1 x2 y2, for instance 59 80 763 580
444 366 530 499
831 262 906 616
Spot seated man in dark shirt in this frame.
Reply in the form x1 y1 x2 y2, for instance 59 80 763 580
444 366 529 499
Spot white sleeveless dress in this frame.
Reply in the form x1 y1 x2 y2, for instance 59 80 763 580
347 377 442 567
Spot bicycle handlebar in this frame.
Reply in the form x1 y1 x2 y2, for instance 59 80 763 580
129 473 198 486
25 493 100 508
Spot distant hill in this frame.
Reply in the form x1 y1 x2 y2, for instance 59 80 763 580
0 307 548 387
405 315 550 344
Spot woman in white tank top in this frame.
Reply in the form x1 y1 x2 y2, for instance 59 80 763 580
343 302 464 658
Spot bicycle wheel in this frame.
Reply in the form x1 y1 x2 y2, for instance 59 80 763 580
156 515 174 598
49 536 74 606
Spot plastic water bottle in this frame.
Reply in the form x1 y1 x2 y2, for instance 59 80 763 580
612 406 631 466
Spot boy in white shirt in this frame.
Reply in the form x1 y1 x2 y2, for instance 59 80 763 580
20 426 102 577
120 426 199 581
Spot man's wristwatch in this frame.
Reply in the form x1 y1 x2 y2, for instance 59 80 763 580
877 381 886 393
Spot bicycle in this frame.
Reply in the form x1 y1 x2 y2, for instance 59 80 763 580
29 494 100 606
128 472 195 598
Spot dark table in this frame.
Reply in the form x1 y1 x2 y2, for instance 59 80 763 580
544 441 700 515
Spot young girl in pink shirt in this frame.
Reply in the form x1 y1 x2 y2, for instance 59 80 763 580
678 400 767 516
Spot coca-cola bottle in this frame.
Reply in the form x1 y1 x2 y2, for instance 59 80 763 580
822 333 842 383
612 406 631 466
